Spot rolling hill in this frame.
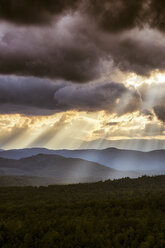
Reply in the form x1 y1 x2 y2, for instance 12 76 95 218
0 147 165 172
0 154 140 185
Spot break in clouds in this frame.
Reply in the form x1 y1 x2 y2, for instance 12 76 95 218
0 76 141 115
0 0 165 123
1 76 165 125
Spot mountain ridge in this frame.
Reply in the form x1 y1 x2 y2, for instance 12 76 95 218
0 147 164 171
0 153 141 185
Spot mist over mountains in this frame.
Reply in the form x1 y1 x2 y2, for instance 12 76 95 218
0 153 141 185
0 147 165 171
0 147 164 186
80 139 165 152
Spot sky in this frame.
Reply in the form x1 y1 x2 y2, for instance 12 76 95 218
1 0 165 151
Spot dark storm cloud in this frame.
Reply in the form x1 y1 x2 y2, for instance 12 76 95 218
97 28 165 76
0 0 165 117
153 106 165 123
85 0 165 32
54 82 127 112
149 0 165 31
54 82 141 114
0 18 103 83
1 11 165 82
0 77 63 115
110 36 165 76
1 21 165 82
0 0 79 25
1 0 165 32
84 0 145 32
0 76 141 115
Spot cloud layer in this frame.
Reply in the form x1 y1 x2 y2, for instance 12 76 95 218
0 0 165 132
1 75 165 127
0 16 104 82
0 2 165 82
0 76 141 115
1 0 165 32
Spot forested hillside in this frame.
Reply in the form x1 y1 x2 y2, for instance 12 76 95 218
0 176 165 247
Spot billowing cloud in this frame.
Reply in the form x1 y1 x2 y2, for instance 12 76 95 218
85 0 165 33
0 6 165 82
1 0 165 33
0 16 104 82
0 76 62 115
0 0 80 25
153 106 165 123
54 82 141 114
0 76 141 115
55 82 126 112
1 0 165 149
1 74 165 125
101 28 165 76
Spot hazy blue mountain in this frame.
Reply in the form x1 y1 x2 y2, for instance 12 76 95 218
53 148 165 172
0 154 140 185
80 139 165 151
0 148 165 174
0 148 52 160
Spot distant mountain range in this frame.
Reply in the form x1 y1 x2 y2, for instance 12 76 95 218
0 147 165 186
0 147 165 171
0 153 140 185
80 139 165 151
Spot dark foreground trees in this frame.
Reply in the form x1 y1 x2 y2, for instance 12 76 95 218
0 176 165 247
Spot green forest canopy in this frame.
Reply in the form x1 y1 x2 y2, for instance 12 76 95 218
0 176 165 248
